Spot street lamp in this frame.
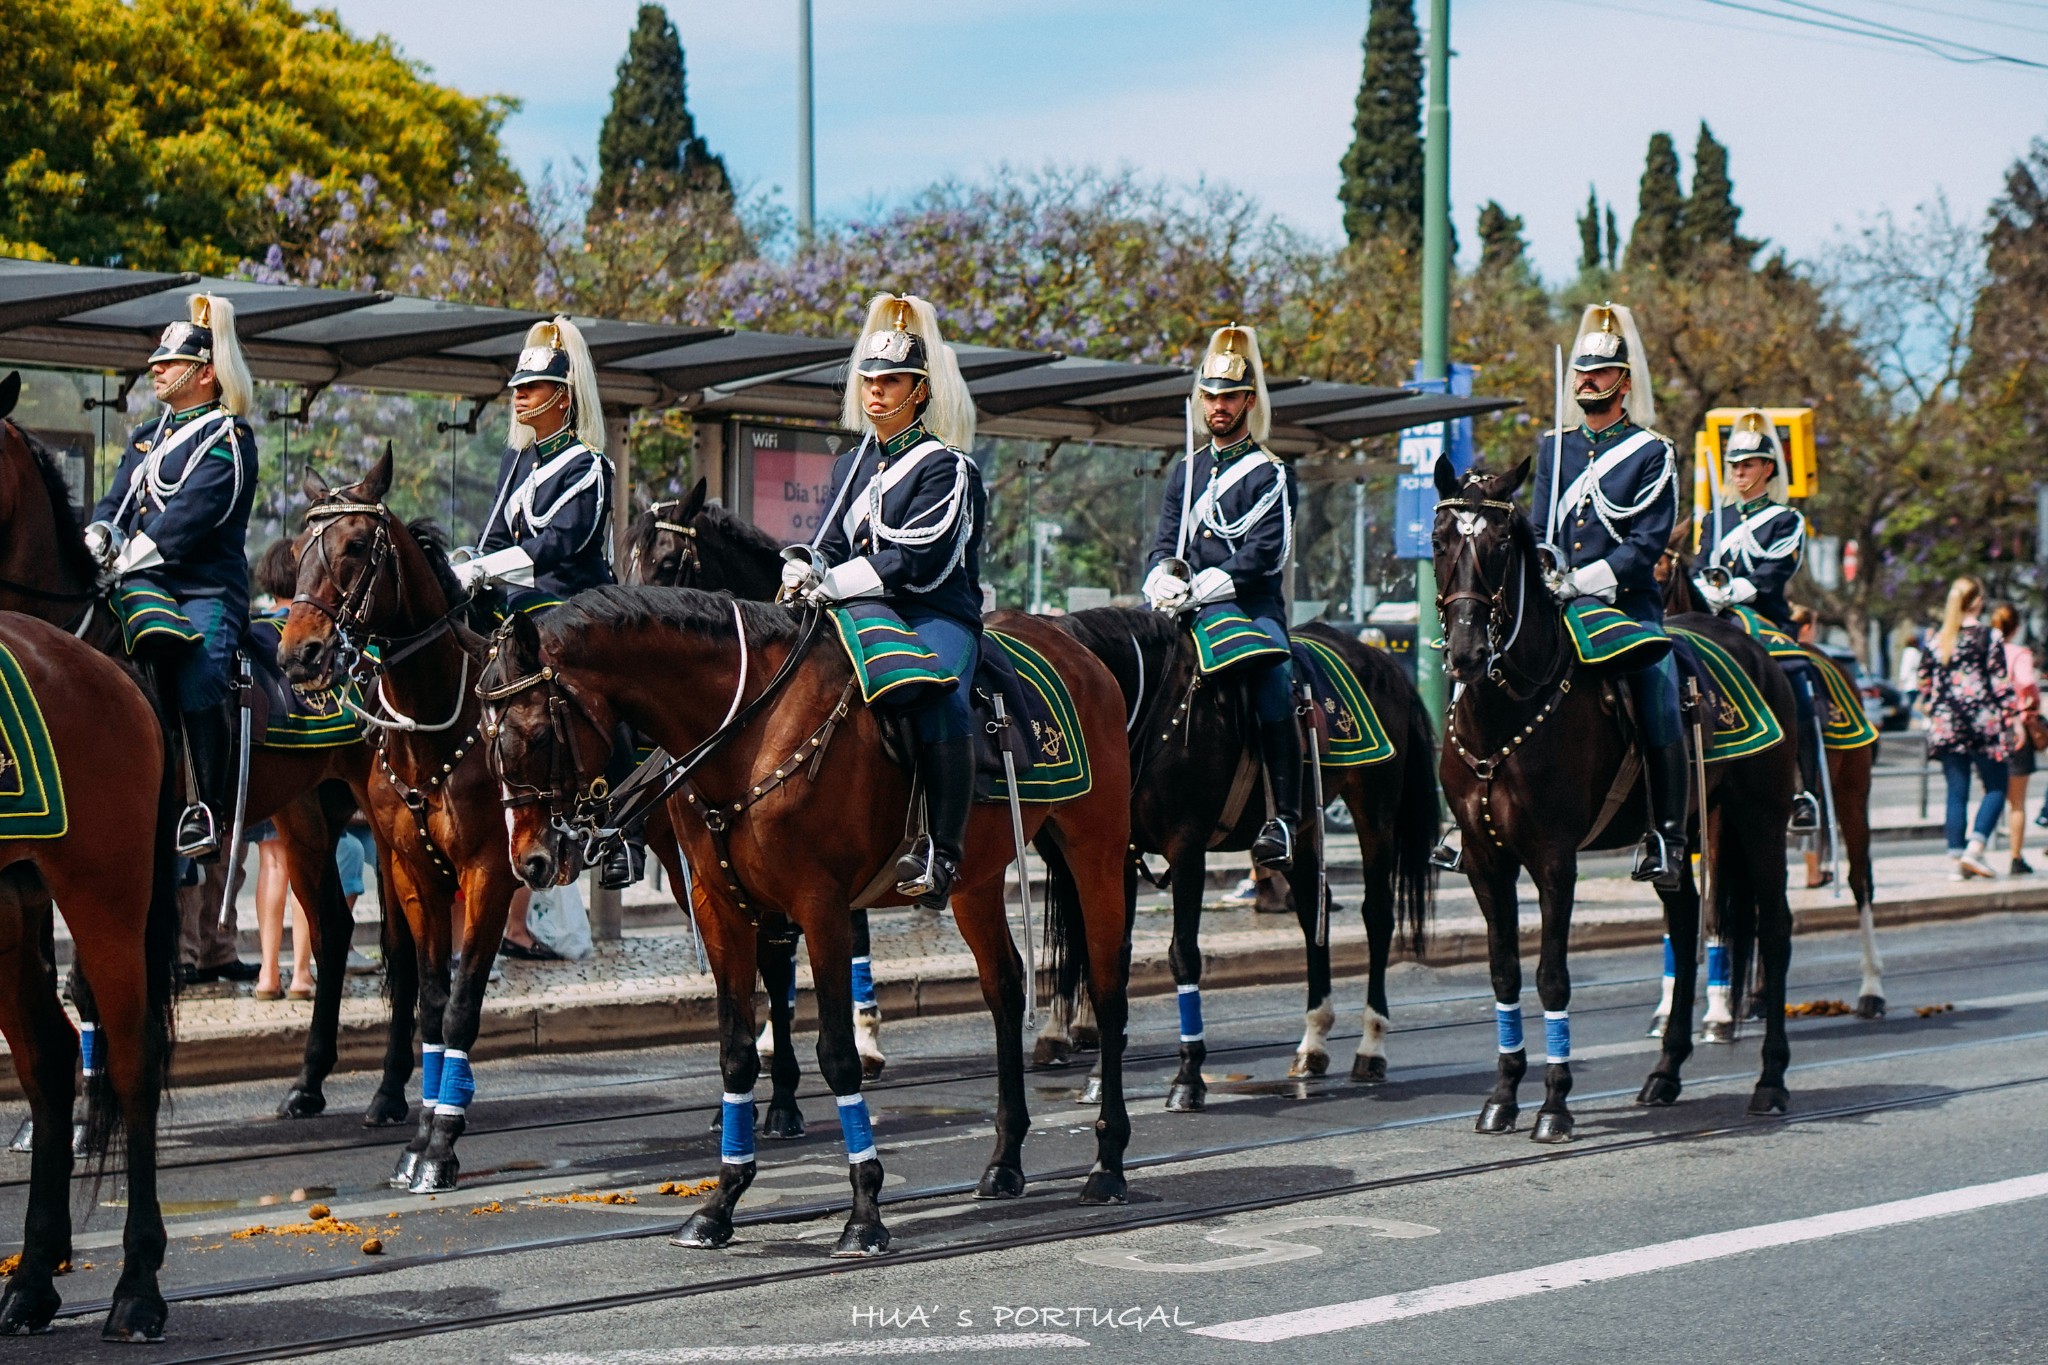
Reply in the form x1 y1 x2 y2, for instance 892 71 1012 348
1031 520 1062 614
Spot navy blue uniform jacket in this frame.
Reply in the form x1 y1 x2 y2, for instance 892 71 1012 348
93 403 257 618
1148 435 1298 623
1698 499 1805 631
812 422 987 631
478 426 616 597
1528 419 1676 619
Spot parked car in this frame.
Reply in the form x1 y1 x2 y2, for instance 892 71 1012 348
1815 643 1909 732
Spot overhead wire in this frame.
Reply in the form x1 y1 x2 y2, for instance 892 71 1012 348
1690 0 2048 67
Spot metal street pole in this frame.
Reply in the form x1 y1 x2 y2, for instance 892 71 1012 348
1416 0 1451 729
796 0 816 242
1351 476 1368 620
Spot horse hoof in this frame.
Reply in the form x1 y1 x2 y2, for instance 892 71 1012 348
1071 1024 1100 1051
1350 1054 1388 1084
408 1154 459 1194
276 1087 327 1120
859 1055 886 1082
1747 1085 1791 1116
1529 1111 1574 1144
388 1148 423 1189
1287 1051 1328 1079
670 1215 734 1249
831 1221 892 1258
975 1165 1026 1200
1079 1077 1103 1106
1078 1170 1128 1206
1031 1037 1072 1069
100 1293 168 1344
362 1091 410 1128
1700 1020 1736 1044
0 1280 59 1336
760 1104 806 1140
1165 1082 1205 1113
1475 1101 1518 1134
1856 995 1886 1020
5 1119 30 1155
1636 1074 1683 1106
1646 1012 1668 1039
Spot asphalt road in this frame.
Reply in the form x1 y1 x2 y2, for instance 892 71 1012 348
3 910 2044 1364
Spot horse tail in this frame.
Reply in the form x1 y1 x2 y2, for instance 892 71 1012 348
1393 686 1441 955
1718 838 1758 1027
1033 834 1089 1012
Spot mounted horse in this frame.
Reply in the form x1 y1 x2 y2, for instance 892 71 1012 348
1433 458 1798 1136
1057 605 1437 1106
0 613 178 1341
0 370 402 1127
622 480 887 1089
479 582 1138 1253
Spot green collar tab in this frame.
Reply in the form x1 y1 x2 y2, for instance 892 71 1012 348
878 422 932 459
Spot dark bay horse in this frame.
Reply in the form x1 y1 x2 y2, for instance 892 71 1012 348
0 614 177 1341
1662 547 1884 1021
278 453 521 1191
0 375 403 1126
1056 606 1438 1109
622 482 883 1092
480 587 1136 1254
1432 459 1797 1137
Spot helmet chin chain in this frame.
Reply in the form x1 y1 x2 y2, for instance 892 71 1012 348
868 380 928 427
1576 375 1624 408
518 386 568 429
158 361 206 405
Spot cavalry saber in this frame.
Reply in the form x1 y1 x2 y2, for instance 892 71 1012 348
991 694 1039 1031
1812 698 1844 897
1307 710 1329 949
1546 344 1565 548
218 665 254 930
1686 676 1714 953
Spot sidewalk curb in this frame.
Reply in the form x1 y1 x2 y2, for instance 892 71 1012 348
86 880 2047 1100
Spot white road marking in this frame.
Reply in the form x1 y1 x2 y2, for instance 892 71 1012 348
1191 1170 2048 1342
1076 1215 1437 1273
508 1334 1089 1362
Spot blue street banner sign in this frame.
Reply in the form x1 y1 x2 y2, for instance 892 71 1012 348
1393 363 1476 559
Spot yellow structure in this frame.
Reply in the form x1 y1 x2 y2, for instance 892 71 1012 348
1692 407 1815 528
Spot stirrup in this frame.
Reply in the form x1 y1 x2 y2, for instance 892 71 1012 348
894 835 936 899
1631 830 1681 889
597 838 643 892
1252 818 1294 870
1788 791 1821 835
175 802 220 860
914 854 958 912
1428 836 1463 873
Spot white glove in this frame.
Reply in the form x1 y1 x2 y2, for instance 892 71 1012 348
109 532 164 579
810 557 884 604
84 521 121 568
780 557 821 598
1188 566 1237 607
1725 577 1758 606
1693 578 1731 613
455 545 535 594
1568 560 1618 604
1142 562 1190 612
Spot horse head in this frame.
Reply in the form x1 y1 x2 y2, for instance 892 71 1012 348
1431 456 1534 685
623 477 708 586
281 446 399 690
477 609 614 890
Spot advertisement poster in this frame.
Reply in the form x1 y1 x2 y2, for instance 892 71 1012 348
739 422 856 543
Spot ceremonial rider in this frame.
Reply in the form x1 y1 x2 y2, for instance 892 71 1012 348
455 316 640 888
86 293 258 860
1142 324 1303 869
1694 410 1822 833
1530 303 1687 886
781 295 987 910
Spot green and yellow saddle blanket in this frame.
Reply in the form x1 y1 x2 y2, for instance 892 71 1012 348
828 603 1089 804
1665 626 1786 764
0 641 67 839
1290 637 1396 768
1723 606 1878 751
1190 604 1290 676
1564 599 1673 671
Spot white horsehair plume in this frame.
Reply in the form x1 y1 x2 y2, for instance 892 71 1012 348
841 294 976 451
1563 302 1656 432
192 293 252 418
1719 408 1789 506
509 316 607 452
1193 323 1272 444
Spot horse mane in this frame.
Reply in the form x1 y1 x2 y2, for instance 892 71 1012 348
698 501 784 561
541 584 801 654
403 517 466 603
7 420 99 585
1062 604 1180 659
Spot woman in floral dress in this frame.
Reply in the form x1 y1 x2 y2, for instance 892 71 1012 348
1918 576 2017 879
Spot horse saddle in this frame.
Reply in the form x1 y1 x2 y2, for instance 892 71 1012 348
1563 598 1671 671
239 617 361 751
1665 627 1786 763
1288 636 1395 768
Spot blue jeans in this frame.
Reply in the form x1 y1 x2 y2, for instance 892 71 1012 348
897 607 976 743
336 824 376 899
1940 751 2009 852
1247 616 1296 724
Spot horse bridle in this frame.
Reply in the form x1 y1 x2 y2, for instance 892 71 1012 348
626 500 701 586
1433 493 1572 704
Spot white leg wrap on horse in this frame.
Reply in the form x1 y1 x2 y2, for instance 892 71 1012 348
1704 937 1734 1025
1296 997 1335 1059
1355 1005 1389 1060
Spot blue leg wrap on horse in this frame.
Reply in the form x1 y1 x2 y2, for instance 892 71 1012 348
1707 939 1731 989
851 956 876 1009
1496 1002 1524 1053
436 1050 475 1116
721 1092 756 1163
420 1044 445 1107
79 1022 99 1077
1177 984 1204 1042
1544 1011 1572 1064
1662 934 1676 979
837 1094 877 1164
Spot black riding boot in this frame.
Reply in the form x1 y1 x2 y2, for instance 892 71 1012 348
894 736 973 911
1632 740 1690 889
598 723 648 890
1790 681 1823 835
176 706 232 860
1251 718 1303 870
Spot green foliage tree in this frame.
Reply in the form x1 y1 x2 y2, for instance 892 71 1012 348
594 4 731 214
1682 122 1757 262
1605 207 1620 269
1477 201 1528 276
1338 0 1424 249
0 0 514 271
1577 186 1602 272
1627 132 1686 272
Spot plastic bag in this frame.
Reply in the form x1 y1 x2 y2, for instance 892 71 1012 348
526 880 593 961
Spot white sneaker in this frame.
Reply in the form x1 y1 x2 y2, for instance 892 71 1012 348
1222 877 1258 904
1959 842 1995 879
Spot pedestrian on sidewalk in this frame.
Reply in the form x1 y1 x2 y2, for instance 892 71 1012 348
1896 627 1925 723
247 819 314 1000
1917 576 2015 880
1993 603 2042 875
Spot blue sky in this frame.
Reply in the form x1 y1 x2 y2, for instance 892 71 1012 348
321 0 2048 283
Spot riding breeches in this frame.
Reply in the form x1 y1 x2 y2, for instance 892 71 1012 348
1247 616 1296 724
165 597 239 714
897 607 977 744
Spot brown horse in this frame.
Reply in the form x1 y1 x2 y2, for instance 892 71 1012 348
479 587 1136 1253
0 374 410 1127
1662 544 1884 1020
0 613 178 1341
278 451 522 1192
1432 459 1798 1136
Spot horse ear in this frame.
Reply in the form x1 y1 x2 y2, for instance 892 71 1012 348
1432 455 1461 500
1503 457 1533 495
507 605 544 663
0 372 18 422
301 467 330 503
360 443 395 503
676 476 707 522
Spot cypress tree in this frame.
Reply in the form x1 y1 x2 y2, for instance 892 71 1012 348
1337 0 1424 248
1626 131 1685 271
595 5 731 213
1577 186 1602 272
1682 122 1756 260
1478 201 1529 276
1604 206 1620 269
